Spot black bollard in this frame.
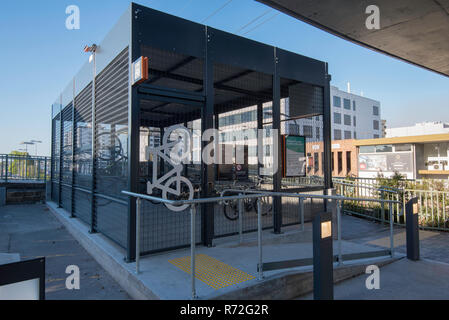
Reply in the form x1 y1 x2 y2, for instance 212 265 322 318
313 211 334 300
406 197 420 261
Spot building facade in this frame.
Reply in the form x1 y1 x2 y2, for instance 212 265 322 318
386 121 449 137
355 133 449 180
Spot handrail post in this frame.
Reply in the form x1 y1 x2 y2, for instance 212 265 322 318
238 194 243 244
389 202 394 257
337 200 342 265
136 197 141 274
257 198 263 280
191 204 197 299
381 190 385 224
299 197 304 231
5 154 8 183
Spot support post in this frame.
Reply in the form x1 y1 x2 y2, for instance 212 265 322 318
257 199 263 280
322 64 332 212
90 52 97 233
201 27 215 247
136 198 141 274
191 204 197 299
406 197 420 260
313 211 334 300
389 202 394 257
272 48 282 234
58 95 63 208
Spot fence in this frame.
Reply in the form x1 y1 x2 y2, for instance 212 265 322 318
123 189 400 299
0 154 50 182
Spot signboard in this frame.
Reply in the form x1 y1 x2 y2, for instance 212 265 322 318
359 152 413 173
132 56 149 85
283 135 306 177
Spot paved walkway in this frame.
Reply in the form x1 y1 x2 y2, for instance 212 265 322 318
0 204 129 299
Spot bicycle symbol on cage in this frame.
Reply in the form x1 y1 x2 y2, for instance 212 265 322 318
145 125 194 212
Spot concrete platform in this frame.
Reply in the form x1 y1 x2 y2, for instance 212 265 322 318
299 258 449 300
46 201 400 300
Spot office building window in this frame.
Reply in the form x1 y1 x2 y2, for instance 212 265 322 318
303 125 313 138
321 152 324 172
344 130 352 139
346 151 351 173
334 129 342 140
289 123 299 135
333 96 341 107
343 98 351 109
316 127 320 140
353 131 357 139
353 101 356 111
353 116 356 127
373 106 379 116
373 120 379 130
344 114 351 126
314 152 319 173
265 125 272 137
337 152 343 173
374 134 380 139
334 112 341 124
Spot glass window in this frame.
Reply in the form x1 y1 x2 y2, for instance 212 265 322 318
343 98 351 109
353 116 356 127
376 144 392 152
373 120 379 130
394 144 412 152
353 131 357 139
314 152 319 173
337 152 343 172
373 106 379 116
303 125 313 138
346 151 351 173
265 145 270 156
374 134 380 139
344 114 351 126
334 129 342 140
316 127 320 140
334 112 341 124
360 146 375 153
344 130 352 139
333 96 341 107
353 101 356 111
289 123 299 135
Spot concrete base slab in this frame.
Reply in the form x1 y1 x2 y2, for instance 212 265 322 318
46 201 400 300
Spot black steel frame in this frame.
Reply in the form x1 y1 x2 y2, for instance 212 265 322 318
51 3 332 262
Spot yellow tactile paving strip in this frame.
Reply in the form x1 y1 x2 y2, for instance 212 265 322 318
168 254 255 289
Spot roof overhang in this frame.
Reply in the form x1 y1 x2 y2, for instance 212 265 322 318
257 0 449 77
354 133 449 146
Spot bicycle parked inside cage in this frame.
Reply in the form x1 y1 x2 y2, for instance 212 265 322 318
219 176 273 221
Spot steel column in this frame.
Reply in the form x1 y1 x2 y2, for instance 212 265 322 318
322 63 332 211
272 48 282 233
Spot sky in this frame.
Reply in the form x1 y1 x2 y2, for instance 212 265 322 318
0 0 448 156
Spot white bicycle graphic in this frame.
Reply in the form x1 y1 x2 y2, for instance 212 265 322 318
145 125 194 212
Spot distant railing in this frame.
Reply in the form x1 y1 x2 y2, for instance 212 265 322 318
0 154 51 182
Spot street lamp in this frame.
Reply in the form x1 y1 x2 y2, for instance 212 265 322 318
19 141 34 155
30 140 42 156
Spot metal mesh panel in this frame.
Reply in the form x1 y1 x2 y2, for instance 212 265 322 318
74 83 92 189
140 45 203 93
213 63 274 237
140 201 201 254
51 113 60 202
60 104 73 211
61 185 72 212
95 198 128 248
73 188 91 226
94 47 129 199
94 47 129 248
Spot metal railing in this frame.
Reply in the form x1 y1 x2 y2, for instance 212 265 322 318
122 189 401 299
0 154 50 182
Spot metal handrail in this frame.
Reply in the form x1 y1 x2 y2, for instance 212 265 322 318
121 189 401 299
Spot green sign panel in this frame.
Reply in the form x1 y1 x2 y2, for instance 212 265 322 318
284 135 306 177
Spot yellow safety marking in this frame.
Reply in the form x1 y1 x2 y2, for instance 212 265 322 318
168 254 255 289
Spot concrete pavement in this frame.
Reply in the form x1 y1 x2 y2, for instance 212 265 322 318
0 204 130 299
